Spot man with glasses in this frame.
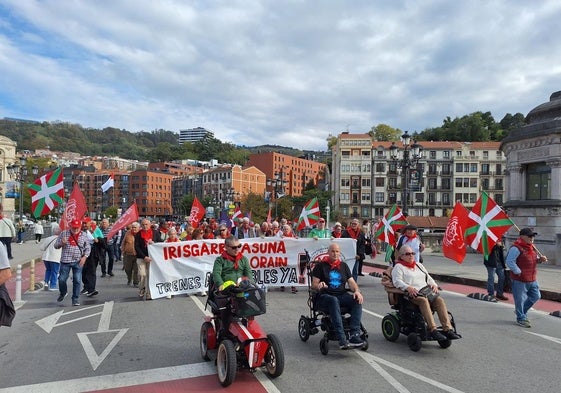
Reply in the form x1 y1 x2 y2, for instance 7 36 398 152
506 228 548 328
392 245 460 341
212 236 254 336
216 225 231 240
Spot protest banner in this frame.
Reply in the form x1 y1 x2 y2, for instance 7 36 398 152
148 237 356 299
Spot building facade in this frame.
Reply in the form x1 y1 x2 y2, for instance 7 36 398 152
501 91 561 264
331 132 505 220
178 127 214 144
246 151 326 200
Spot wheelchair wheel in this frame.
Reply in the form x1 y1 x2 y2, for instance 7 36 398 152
381 314 400 342
298 316 311 342
361 339 369 351
217 339 237 387
265 334 285 378
407 333 422 352
438 338 452 349
200 322 216 361
319 338 329 355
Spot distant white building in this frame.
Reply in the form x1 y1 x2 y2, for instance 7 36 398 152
179 127 214 144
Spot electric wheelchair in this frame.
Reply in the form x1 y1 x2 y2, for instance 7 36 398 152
381 267 461 352
297 251 368 355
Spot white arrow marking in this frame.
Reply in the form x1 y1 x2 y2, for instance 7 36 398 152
35 303 112 333
77 328 129 371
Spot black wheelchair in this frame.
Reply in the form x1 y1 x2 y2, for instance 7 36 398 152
381 268 461 352
297 251 368 355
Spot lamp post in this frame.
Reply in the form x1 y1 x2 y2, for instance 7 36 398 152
267 168 288 219
389 131 423 216
6 156 33 220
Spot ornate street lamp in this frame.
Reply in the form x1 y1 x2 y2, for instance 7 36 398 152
389 131 423 216
266 167 288 219
6 156 29 220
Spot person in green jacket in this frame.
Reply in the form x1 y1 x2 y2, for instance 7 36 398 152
212 236 254 291
212 236 254 336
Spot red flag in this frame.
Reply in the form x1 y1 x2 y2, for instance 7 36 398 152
189 196 206 228
60 184 87 230
443 202 470 264
266 207 272 223
107 202 139 240
28 167 64 218
374 204 408 245
296 197 320 231
465 191 513 258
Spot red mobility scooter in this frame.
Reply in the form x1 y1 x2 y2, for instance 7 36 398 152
200 279 285 387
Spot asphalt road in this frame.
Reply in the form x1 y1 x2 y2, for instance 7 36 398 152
1 262 560 393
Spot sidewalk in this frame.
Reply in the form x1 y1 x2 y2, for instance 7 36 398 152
365 249 561 302
5 240 44 299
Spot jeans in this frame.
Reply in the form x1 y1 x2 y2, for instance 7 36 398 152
316 292 362 344
43 260 60 288
511 279 541 322
0 238 13 259
486 266 505 296
351 254 365 281
58 261 83 302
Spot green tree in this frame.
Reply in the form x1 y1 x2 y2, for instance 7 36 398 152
369 124 401 141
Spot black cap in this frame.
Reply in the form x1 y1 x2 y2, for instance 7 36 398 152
404 224 417 231
519 228 538 237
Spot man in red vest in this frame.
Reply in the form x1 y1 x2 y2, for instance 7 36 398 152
505 228 548 328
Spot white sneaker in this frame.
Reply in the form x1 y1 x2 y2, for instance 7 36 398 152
199 291 207 297
166 294 172 299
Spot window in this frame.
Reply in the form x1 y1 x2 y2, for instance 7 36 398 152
375 192 384 202
389 178 397 188
481 163 490 175
495 194 503 204
482 178 489 190
463 178 469 187
361 207 370 217
483 151 489 159
441 178 451 190
415 193 424 202
442 193 450 205
443 151 450 159
455 163 463 172
494 178 503 190
375 177 385 187
362 163 371 172
428 178 437 190
428 163 437 174
496 164 502 174
470 178 477 188
375 163 385 172
388 193 397 204
430 151 437 159
456 151 462 157
342 151 350 157
361 178 371 187
361 193 371 202
470 193 477 203
470 163 478 172
341 178 350 187
442 163 451 175
455 178 463 187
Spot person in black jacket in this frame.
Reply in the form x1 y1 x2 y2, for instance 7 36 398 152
342 219 366 280
483 239 508 300
134 219 162 299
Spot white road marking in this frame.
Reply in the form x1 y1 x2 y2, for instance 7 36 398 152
526 331 561 345
0 362 216 393
356 351 466 393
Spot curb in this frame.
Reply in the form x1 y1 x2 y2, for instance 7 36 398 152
365 261 561 303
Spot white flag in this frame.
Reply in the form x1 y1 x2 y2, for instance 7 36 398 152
101 173 114 192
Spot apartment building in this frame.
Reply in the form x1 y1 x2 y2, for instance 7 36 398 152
246 151 326 199
331 132 505 219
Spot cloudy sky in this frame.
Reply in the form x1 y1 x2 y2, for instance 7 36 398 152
1 1 561 151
